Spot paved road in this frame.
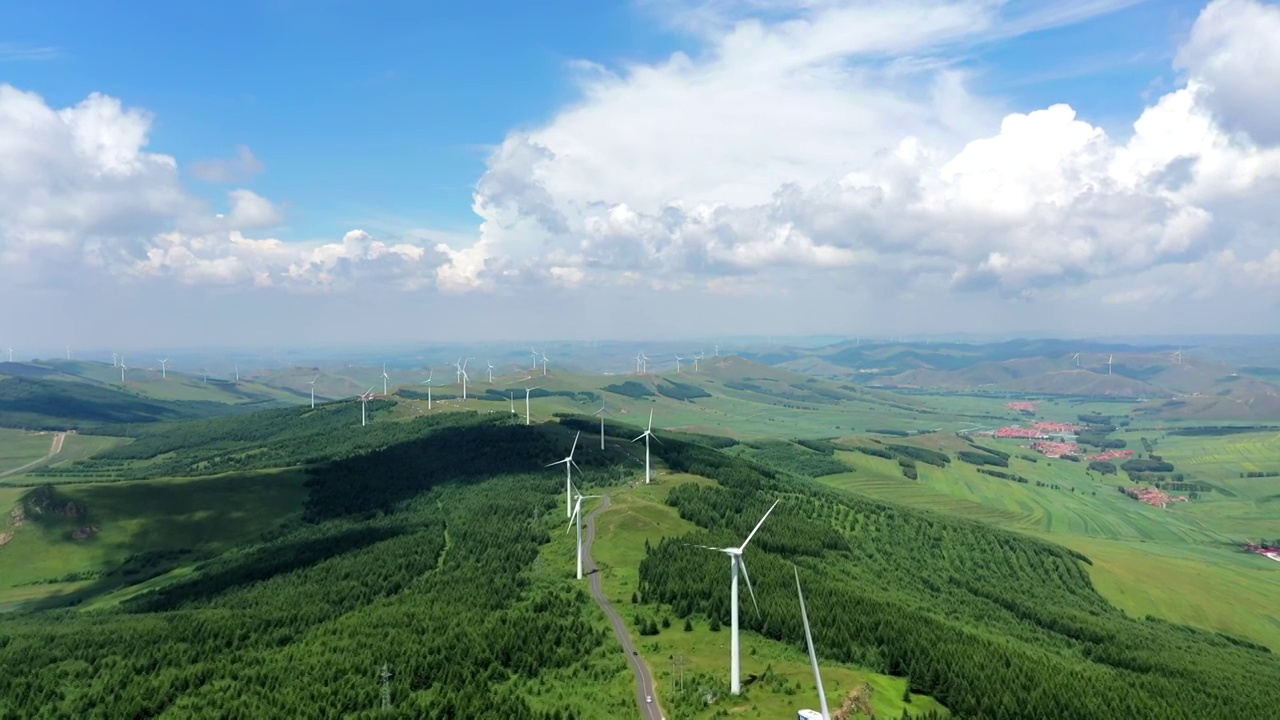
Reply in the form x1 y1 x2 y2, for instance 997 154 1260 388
584 496 666 720
0 432 65 479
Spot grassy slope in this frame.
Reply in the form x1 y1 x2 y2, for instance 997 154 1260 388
821 427 1280 650
588 472 947 719
0 470 307 609
0 429 54 473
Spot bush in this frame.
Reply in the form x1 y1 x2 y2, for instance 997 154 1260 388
958 451 1008 467
1088 461 1117 475
603 381 655 399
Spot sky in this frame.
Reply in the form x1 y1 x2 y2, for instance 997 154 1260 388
2 0 1280 353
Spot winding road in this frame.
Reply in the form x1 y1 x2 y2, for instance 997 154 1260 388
584 496 666 720
0 432 66 479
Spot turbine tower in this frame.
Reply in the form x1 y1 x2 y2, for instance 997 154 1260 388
547 431 582 518
509 391 516 414
1173 347 1182 365
119 357 127 384
359 387 376 427
714 344 719 357
202 368 210 384
159 358 169 379
487 360 495 384
420 369 435 410
1107 354 1114 376
631 409 658 484
1070 352 1080 368
674 355 683 373
795 566 830 720
382 363 390 396
567 482 603 579
524 385 541 426
540 351 549 376
460 358 472 400
694 499 780 695
693 353 703 372
592 403 610 450
309 375 319 409
112 352 117 367
530 348 539 372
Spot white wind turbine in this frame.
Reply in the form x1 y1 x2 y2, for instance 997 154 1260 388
1070 352 1080 368
1107 354 1114 376
158 358 169 379
631 409 659 484
419 369 435 410
540 351 549 376
111 352 117 367
509 391 516 415
119 357 128 383
454 358 463 384
65 346 70 361
795 566 830 720
382 363 390 396
202 368 210 384
693 499 780 695
635 353 643 374
674 354 683 373
693 352 703 372
592 403 610 450
309 375 319 409
566 482 603 580
460 358 472 400
530 348 540 372
547 431 583 518
487 360 495 384
524 385 541 426
714 344 719 357
359 386 376 427
234 366 240 383
1173 346 1182 365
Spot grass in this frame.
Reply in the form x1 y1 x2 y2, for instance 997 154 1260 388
0 428 55 474
0 433 127 485
0 469 307 609
819 425 1280 651
583 474 947 718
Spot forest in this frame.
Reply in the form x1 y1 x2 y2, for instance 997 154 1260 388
637 434 1280 720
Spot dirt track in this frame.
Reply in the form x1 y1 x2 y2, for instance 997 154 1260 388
0 432 66 479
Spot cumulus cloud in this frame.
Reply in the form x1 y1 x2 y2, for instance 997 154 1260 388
0 84 440 290
430 0 1280 304
189 145 265 184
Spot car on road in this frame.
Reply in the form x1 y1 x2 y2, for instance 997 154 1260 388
646 695 652 703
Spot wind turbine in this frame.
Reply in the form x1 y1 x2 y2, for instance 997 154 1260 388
631 409 659 484
487 360 495 384
202 368 210 384
540 351 549 376
1173 346 1182 365
158 358 169 379
419 369 435 410
382 363 390 396
1107 354 1114 376
509 391 516 415
65 346 70 361
524 386 540 426
234 366 240 383
547 431 583 518
795 566 830 720
530 348 539 372
566 482 603 580
111 352 117 367
635 353 643 374
1070 352 1080 368
359 387 376 427
309 375 319 409
460 358 472 400
714 344 719 357
674 355 683 373
693 353 703 372
119 357 127 384
693 498 780 695
592 403 610 450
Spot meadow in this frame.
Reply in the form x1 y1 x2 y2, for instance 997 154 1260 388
0 428 56 475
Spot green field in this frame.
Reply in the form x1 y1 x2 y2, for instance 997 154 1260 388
0 469 307 609
0 429 55 474
818 426 1280 651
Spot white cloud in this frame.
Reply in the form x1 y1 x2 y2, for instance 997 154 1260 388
0 84 441 291
189 145 265 184
432 0 1280 305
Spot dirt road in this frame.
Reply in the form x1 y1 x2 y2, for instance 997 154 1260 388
0 432 66 479
584 496 667 720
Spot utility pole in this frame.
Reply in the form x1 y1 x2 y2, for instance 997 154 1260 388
673 654 685 692
380 662 392 711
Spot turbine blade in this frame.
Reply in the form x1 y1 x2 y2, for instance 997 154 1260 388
647 409 653 431
570 431 580 457
566 510 578 533
571 459 583 475
741 498 780 549
739 557 760 617
796 566 829 720
631 433 645 443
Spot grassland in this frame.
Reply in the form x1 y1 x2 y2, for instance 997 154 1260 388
0 469 307 609
0 428 55 474
819 423 1280 651
586 473 947 718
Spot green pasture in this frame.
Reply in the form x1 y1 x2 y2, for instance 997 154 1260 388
585 477 947 718
1 434 128 485
0 469 307 609
0 429 55 474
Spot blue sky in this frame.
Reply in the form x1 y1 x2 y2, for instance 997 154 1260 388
3 0 1198 239
1 0 1278 351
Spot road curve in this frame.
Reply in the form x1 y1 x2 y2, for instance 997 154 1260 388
0 432 66 479
584 496 667 720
